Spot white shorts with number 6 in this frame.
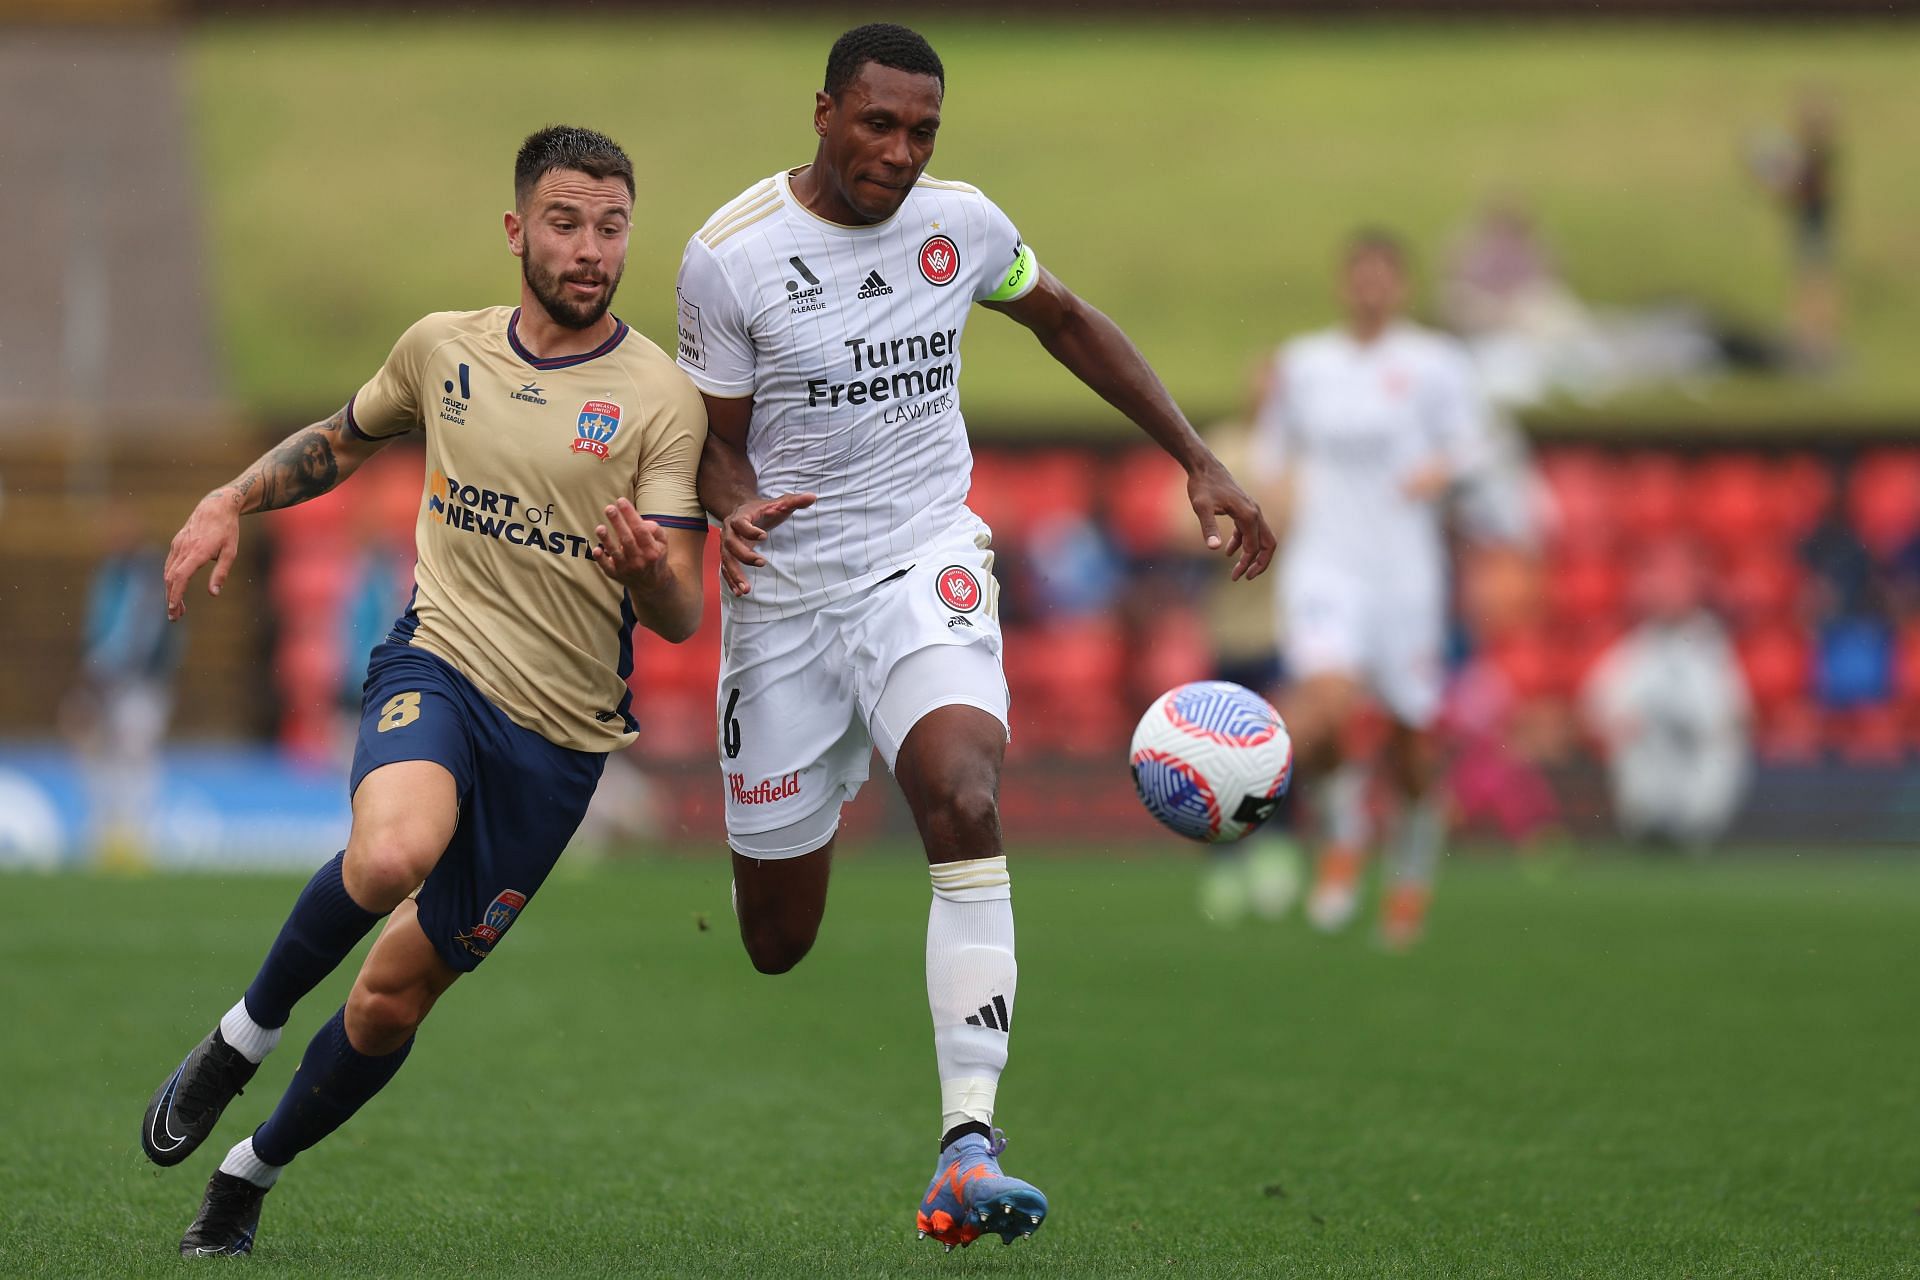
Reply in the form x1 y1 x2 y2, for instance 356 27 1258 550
717 524 1010 859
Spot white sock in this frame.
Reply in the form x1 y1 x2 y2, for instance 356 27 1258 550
1322 762 1372 849
219 999 282 1065
218 1135 283 1189
1387 790 1447 888
927 857 1016 1136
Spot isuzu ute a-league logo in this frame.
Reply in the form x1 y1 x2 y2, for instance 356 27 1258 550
573 401 622 458
918 235 960 286
937 565 982 613
786 255 827 315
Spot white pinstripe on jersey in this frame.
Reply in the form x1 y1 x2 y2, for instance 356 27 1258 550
676 169 1035 621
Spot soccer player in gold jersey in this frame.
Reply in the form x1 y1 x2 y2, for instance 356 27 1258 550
139 126 708 1257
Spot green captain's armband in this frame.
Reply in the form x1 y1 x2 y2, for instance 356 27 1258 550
983 243 1038 303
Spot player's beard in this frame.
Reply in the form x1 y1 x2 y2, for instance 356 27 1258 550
523 254 624 330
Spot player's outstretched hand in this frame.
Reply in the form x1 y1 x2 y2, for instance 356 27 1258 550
1187 461 1276 582
164 489 244 620
719 492 817 597
591 499 670 588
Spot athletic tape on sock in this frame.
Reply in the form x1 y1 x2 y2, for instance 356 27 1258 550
929 855 1010 902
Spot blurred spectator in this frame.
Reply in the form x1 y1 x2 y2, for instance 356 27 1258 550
1442 200 1774 411
1443 658 1562 847
60 503 183 864
1018 508 1126 621
1581 542 1750 851
1745 89 1840 369
332 497 413 758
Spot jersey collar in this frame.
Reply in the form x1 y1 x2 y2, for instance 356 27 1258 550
777 168 907 238
507 308 630 370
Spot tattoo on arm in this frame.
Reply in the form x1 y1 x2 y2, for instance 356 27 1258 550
226 408 349 515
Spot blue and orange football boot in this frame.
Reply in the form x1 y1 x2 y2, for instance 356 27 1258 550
916 1129 1048 1250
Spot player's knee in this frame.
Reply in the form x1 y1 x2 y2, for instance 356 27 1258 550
345 828 441 909
345 982 431 1053
923 780 1001 855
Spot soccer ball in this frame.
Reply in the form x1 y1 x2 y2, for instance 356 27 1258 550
1129 681 1293 843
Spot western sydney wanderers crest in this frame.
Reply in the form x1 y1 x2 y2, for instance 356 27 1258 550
919 234 960 287
937 565 982 613
455 889 527 957
573 400 622 458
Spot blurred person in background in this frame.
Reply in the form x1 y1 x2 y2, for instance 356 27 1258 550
333 499 410 758
1582 542 1751 851
1745 89 1841 370
1249 229 1496 950
61 501 183 867
1443 199 1782 412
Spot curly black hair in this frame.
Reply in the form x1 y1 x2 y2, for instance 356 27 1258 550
514 125 634 206
824 23 944 98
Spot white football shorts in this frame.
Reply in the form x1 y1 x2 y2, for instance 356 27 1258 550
1280 565 1445 729
717 526 1010 858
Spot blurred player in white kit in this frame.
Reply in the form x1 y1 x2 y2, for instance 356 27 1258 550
1249 230 1496 949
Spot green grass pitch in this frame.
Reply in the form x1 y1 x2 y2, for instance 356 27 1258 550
4 852 1917 1276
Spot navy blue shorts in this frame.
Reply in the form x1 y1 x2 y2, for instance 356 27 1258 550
350 642 606 973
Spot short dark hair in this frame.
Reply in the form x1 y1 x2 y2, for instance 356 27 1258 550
824 23 944 99
514 125 635 206
1346 227 1409 269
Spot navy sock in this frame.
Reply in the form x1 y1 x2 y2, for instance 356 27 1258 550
251 1008 413 1167
243 852 382 1029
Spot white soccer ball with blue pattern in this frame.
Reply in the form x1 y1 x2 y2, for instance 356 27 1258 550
1129 681 1293 843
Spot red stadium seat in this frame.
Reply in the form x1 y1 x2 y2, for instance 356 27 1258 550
1715 546 1802 626
1106 447 1187 558
1536 448 1617 548
1691 453 1774 551
1012 450 1096 530
1135 608 1214 701
1545 549 1625 627
633 691 714 763
269 549 352 616
1847 449 1920 559
1617 452 1689 543
1772 452 1833 541
1736 623 1812 713
1005 618 1126 756
1487 625 1571 701
966 450 1027 544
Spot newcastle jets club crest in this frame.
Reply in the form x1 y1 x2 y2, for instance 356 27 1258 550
574 400 622 458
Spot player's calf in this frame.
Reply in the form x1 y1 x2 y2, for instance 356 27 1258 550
729 844 833 975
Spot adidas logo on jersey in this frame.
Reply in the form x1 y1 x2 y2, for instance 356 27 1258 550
964 995 1011 1033
856 269 895 300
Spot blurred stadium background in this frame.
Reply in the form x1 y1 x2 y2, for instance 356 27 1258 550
5 0 1919 861
5 1 1919 1275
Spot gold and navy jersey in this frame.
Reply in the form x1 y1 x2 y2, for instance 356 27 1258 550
348 306 707 752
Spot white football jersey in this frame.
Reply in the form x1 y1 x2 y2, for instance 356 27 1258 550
675 169 1037 621
1250 322 1492 597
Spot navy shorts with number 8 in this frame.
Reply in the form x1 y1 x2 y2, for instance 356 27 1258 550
350 642 605 973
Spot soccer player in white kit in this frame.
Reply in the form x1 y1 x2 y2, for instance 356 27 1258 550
1249 231 1493 950
674 24 1274 1251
